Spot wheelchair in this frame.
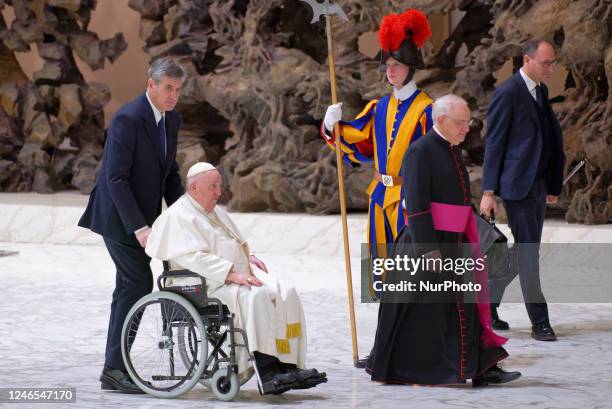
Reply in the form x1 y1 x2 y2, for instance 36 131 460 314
120 262 254 401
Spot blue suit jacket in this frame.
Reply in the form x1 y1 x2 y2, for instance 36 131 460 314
79 93 184 243
482 71 565 201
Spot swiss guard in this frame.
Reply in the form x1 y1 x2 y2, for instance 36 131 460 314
321 9 434 298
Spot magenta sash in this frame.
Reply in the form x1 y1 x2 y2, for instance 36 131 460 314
430 202 507 347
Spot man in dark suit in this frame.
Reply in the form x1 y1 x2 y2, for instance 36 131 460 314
79 57 186 392
480 39 565 341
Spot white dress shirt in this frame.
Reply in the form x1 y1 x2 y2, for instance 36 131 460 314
145 91 164 125
519 68 539 101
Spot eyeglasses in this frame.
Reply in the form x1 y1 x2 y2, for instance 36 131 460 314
533 58 557 69
447 117 475 128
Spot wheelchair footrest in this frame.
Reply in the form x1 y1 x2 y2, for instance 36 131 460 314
260 374 296 395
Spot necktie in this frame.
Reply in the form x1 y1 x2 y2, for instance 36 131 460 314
535 85 545 108
159 115 166 158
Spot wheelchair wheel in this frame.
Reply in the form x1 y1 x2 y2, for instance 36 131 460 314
177 322 253 388
121 291 208 398
210 369 239 401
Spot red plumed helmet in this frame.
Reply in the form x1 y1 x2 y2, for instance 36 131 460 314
378 13 405 52
377 9 431 70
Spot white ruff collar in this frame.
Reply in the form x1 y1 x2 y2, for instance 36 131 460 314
393 80 417 101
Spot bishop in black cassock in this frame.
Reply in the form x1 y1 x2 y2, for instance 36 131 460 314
365 95 521 387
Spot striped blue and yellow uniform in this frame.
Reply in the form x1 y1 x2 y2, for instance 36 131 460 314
323 89 433 298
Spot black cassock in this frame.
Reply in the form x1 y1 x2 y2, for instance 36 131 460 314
365 129 508 384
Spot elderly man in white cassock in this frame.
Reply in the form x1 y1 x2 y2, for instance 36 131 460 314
145 162 326 395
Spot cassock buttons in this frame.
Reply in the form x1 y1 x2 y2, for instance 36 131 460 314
393 102 402 132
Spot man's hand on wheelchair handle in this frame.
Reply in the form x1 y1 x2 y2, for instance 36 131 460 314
226 270 263 289
135 226 152 248
249 254 269 273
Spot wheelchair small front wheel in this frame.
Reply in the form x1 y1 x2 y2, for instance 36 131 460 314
210 369 239 401
184 325 252 389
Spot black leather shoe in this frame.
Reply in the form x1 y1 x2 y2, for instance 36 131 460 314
532 321 557 341
291 373 327 390
472 365 521 387
287 368 321 382
491 307 510 330
100 365 145 394
260 370 327 395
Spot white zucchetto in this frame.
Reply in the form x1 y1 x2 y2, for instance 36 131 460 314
186 162 216 178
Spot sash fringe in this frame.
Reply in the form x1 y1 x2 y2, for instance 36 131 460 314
286 323 302 339
276 338 291 354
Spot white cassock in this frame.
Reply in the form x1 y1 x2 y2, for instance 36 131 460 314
145 194 307 380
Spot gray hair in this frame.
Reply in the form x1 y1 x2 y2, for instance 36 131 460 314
186 172 204 189
432 94 468 124
522 38 556 58
148 57 187 83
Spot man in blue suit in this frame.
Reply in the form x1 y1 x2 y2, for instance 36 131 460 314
79 57 186 392
480 39 565 342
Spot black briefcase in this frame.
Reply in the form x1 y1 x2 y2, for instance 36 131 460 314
476 213 515 280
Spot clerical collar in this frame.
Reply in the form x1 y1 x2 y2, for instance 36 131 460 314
393 80 417 101
433 125 458 146
145 91 164 125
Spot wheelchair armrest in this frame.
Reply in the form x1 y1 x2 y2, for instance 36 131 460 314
162 269 202 278
156 268 207 298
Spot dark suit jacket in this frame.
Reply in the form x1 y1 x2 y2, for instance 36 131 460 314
79 93 184 243
482 71 565 201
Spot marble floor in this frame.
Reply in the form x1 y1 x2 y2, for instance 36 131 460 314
1 241 611 409
0 192 612 409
